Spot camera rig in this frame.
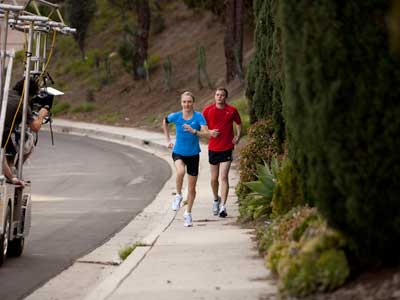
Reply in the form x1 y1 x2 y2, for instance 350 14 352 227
0 0 75 265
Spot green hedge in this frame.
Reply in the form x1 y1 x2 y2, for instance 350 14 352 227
246 0 285 147
280 0 400 265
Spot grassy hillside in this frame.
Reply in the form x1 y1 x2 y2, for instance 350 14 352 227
39 0 253 129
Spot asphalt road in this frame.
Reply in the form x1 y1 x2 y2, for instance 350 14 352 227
0 132 171 300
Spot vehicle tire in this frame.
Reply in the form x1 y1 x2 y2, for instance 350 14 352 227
8 237 25 257
0 205 11 266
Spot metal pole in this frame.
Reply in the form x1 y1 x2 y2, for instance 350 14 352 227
17 22 33 180
0 52 14 176
42 33 47 71
34 31 40 72
0 10 9 103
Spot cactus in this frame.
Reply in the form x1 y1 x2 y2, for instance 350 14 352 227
196 46 213 89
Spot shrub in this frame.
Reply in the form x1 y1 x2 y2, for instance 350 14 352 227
239 193 271 223
278 246 349 297
272 159 305 216
238 119 279 186
97 112 120 123
231 97 250 135
52 102 71 116
71 102 96 113
264 208 350 296
266 241 289 273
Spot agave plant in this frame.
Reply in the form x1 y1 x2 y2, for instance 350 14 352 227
244 157 279 198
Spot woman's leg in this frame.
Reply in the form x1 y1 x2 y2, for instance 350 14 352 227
186 175 198 213
174 159 185 194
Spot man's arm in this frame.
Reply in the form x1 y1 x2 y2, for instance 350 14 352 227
233 123 242 145
29 108 48 132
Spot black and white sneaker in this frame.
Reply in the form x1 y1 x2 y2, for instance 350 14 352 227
219 205 227 218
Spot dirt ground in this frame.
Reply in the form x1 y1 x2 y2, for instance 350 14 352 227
55 1 253 130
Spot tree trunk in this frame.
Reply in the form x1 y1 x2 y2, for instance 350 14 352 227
133 0 151 80
224 0 244 83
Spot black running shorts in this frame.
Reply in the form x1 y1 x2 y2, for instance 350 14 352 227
208 149 233 165
172 153 200 176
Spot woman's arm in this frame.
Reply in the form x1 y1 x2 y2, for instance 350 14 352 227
183 124 219 138
162 117 173 149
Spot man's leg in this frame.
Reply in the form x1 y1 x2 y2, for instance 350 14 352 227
186 175 198 213
219 161 232 205
210 163 220 200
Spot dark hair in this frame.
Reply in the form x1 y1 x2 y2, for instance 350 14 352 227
13 78 39 97
216 87 228 98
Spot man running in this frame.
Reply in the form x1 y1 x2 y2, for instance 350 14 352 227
202 87 242 218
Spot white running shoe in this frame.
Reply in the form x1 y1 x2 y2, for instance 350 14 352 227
183 212 193 227
172 194 183 211
219 205 228 218
213 196 221 215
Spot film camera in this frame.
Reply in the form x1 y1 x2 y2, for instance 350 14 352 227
31 90 54 112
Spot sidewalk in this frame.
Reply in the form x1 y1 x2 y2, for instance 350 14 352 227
26 119 277 300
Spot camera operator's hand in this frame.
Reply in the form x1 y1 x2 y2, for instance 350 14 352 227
38 107 49 119
30 108 49 132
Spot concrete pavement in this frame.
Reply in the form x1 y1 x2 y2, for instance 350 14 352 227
26 119 277 300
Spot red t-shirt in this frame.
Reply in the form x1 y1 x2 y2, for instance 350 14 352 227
202 103 242 152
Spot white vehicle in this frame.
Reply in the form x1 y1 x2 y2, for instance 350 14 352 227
0 0 74 266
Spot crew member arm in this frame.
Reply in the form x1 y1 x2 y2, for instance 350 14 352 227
29 108 48 132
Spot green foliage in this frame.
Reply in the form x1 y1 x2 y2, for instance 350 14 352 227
272 159 305 216
266 241 289 273
118 242 145 260
162 56 172 91
231 97 250 134
244 159 278 198
118 244 135 260
150 1 165 34
238 119 279 190
52 101 71 116
65 0 97 57
239 193 271 223
182 0 225 16
118 24 138 75
97 112 121 123
280 0 400 265
262 207 350 296
278 245 349 297
246 0 285 147
196 46 212 89
71 102 96 113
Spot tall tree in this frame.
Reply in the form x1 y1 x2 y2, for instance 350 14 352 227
65 0 97 59
132 0 151 80
108 0 151 80
224 0 244 83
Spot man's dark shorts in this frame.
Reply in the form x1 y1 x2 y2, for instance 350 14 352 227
208 149 233 165
172 153 200 176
